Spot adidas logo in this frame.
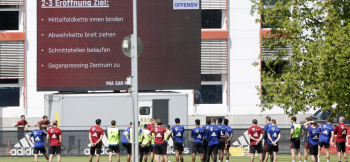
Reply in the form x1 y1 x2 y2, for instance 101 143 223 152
197 134 202 138
52 134 57 139
232 130 249 146
14 133 34 148
313 135 318 139
156 133 162 137
211 132 217 136
176 132 182 137
92 133 98 137
322 130 328 135
273 133 277 137
35 137 40 141
253 133 258 137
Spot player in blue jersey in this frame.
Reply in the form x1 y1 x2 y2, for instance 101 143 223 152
304 121 321 162
318 120 334 162
206 118 223 162
202 119 211 162
28 122 49 162
170 118 185 162
191 119 205 162
262 116 273 162
264 119 280 162
122 122 132 162
303 117 313 162
224 119 233 162
217 118 227 162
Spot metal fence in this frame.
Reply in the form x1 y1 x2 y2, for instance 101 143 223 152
0 127 306 157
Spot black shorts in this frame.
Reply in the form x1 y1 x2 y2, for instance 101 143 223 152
49 146 61 155
174 141 183 151
266 143 279 152
226 141 230 150
308 144 318 155
155 143 166 155
250 145 263 154
203 139 208 150
218 138 225 150
318 142 330 149
34 147 46 154
140 146 150 154
192 142 203 153
337 142 346 153
90 144 102 155
207 144 219 155
149 145 154 153
290 138 300 149
122 143 132 154
109 145 120 153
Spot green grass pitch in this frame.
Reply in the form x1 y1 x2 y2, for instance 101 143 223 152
0 154 344 162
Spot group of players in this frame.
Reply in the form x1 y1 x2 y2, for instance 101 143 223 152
247 116 348 162
90 117 234 162
14 115 61 162
13 114 349 162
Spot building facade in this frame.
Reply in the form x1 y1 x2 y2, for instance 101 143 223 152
0 0 313 126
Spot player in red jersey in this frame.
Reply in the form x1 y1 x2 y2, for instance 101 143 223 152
248 119 263 162
14 115 30 141
148 118 156 130
334 116 348 162
150 119 168 162
148 117 156 162
47 120 62 162
34 115 53 131
89 119 104 162
14 115 30 130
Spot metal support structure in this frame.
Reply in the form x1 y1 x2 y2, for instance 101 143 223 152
131 0 139 162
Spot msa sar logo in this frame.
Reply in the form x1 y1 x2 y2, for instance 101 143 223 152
175 127 179 131
252 128 255 132
195 129 199 133
210 127 213 131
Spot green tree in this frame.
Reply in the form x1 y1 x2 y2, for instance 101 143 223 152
251 0 350 118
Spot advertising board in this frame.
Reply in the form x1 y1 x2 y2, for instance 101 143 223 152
37 0 201 91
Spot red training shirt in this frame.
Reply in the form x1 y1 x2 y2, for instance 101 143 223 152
334 123 348 143
248 125 263 145
147 123 154 131
48 127 62 146
150 126 167 144
16 120 28 130
89 126 104 145
39 120 51 126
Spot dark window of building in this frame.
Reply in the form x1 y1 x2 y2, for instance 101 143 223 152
261 14 275 28
262 61 289 78
201 10 222 29
0 87 20 107
0 11 19 30
195 85 222 104
263 0 277 5
201 74 221 81
139 107 150 115
0 79 18 84
0 5 17 8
